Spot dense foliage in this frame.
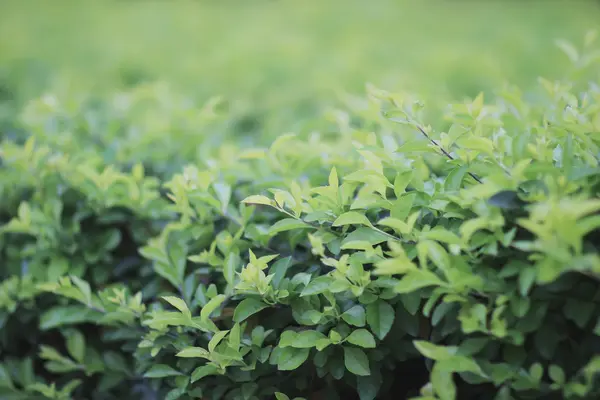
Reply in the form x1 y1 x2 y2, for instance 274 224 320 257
2 17 600 400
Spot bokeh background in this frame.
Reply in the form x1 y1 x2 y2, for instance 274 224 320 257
1 1 600 155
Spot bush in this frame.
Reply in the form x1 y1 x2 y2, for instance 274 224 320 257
2 36 600 400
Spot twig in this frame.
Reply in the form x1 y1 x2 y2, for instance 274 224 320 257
414 124 483 184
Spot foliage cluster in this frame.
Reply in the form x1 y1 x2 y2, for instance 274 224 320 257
2 34 600 400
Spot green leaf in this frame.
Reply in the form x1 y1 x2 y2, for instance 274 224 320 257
293 330 327 348
277 347 310 370
413 341 456 361
366 300 395 340
390 193 416 221
228 323 241 350
401 292 422 315
0 364 14 389
333 211 373 228
165 387 187 400
224 252 241 286
518 268 536 296
64 330 86 363
549 365 565 385
563 299 595 329
162 296 191 316
424 240 451 270
278 330 298 348
342 305 366 327
242 195 274 206
200 294 226 321
329 167 339 188
300 275 333 297
431 363 457 400
394 170 413 197
347 329 376 348
421 229 462 246
269 218 309 235
488 190 526 210
233 298 269 322
275 393 291 400
144 364 183 378
445 165 469 191
191 364 219 383
209 330 229 353
270 256 292 288
357 373 382 400
395 270 445 293
213 182 232 211
70 275 92 305
176 347 210 359
530 362 543 383
378 217 411 235
343 346 370 376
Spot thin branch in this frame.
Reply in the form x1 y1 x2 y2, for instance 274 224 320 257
414 124 483 184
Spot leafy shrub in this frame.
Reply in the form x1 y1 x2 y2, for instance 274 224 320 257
2 35 600 400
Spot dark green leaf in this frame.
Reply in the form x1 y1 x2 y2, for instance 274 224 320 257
144 364 183 378
343 346 370 376
233 298 269 323
366 300 395 340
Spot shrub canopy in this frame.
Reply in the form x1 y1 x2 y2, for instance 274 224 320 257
1 17 600 400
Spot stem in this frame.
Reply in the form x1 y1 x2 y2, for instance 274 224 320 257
413 124 484 184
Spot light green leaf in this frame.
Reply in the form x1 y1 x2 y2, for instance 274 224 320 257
431 363 457 400
346 329 376 348
229 323 241 350
191 364 219 383
70 275 92 305
549 365 565 385
200 294 226 321
65 330 86 363
224 252 241 286
413 341 457 361
378 217 411 235
293 330 327 348
300 275 333 297
395 270 445 293
277 347 310 370
242 195 274 206
329 167 339 188
209 330 229 353
162 296 191 317
213 182 232 211
278 330 298 348
176 347 210 359
269 218 310 235
445 165 469 191
421 229 462 246
333 212 373 228
342 305 366 327
424 240 451 270
394 170 413 197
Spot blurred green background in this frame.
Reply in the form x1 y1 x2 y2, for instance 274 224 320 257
1 1 599 140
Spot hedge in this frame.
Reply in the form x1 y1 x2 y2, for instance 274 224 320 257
1 35 600 400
